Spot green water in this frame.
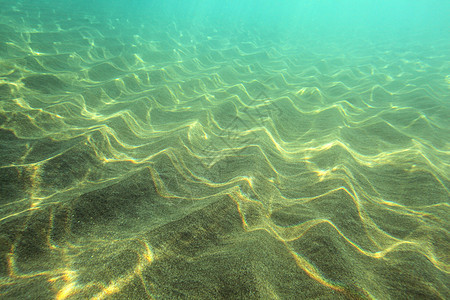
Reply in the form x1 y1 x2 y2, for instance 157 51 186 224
0 0 449 299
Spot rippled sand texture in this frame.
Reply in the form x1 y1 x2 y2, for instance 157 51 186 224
1 3 449 300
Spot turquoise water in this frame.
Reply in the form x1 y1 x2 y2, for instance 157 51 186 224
0 0 449 299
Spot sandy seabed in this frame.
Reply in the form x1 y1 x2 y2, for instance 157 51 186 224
0 1 449 299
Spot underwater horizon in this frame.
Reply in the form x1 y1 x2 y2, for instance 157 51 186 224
0 0 449 299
